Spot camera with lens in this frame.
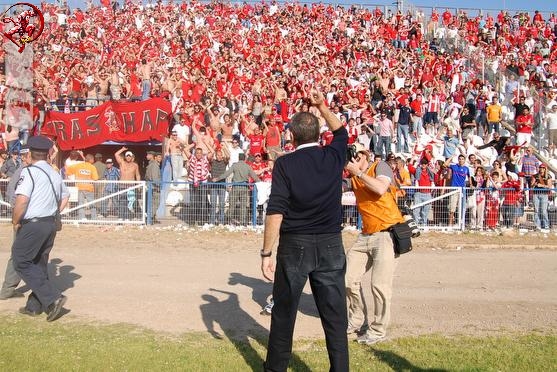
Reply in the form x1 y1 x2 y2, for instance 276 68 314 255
346 143 367 163
346 144 358 162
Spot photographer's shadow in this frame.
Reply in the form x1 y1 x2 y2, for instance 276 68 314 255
228 272 319 317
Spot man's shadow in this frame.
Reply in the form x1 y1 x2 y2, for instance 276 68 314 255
201 288 311 371
18 258 81 293
228 272 319 317
370 348 448 372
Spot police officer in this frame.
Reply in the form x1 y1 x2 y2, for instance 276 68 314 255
0 145 30 300
11 136 70 321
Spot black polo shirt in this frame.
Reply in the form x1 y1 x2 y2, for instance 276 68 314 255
266 126 348 234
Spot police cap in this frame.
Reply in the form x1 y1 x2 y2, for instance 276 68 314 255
28 136 53 152
20 144 30 154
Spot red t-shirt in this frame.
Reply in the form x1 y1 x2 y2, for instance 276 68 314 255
247 134 265 155
265 125 281 147
516 114 533 134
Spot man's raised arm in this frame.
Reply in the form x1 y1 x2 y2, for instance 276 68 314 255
309 88 342 132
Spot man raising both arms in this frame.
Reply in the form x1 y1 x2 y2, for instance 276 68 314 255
261 88 349 372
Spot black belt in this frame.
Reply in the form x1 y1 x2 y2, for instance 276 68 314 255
21 216 55 225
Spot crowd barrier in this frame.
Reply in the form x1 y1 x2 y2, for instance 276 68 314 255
2 179 555 232
399 186 557 232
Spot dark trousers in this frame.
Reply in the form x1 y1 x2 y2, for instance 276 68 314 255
189 184 208 223
12 220 60 312
265 233 348 372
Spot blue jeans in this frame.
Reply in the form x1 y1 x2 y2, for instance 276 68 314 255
396 124 410 153
265 233 348 372
533 193 549 229
209 184 226 225
476 110 487 137
141 79 151 101
413 192 432 225
379 136 391 159
488 121 500 134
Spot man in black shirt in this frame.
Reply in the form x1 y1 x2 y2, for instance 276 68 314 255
261 89 349 372
506 59 520 77
513 96 529 121
477 132 510 155
459 106 477 140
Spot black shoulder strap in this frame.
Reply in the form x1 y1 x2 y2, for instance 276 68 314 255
28 165 60 211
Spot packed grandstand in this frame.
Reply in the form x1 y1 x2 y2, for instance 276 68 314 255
1 1 557 230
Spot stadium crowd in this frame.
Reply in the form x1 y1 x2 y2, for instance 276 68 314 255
1 1 557 230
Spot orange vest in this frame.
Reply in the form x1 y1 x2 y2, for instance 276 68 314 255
352 162 404 234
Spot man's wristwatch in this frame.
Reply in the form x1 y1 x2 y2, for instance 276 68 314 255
260 249 272 258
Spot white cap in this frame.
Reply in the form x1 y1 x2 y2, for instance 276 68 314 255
125 151 133 157
106 158 113 163
508 172 519 181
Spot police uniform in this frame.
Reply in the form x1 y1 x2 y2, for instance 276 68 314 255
11 136 70 321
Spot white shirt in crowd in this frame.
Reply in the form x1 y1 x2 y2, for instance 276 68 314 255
172 123 191 144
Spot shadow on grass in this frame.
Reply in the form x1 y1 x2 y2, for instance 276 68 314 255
370 348 448 372
227 272 319 317
201 288 311 372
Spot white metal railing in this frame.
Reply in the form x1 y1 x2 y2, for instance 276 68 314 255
2 179 557 232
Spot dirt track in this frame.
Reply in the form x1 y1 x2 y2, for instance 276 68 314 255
0 225 556 339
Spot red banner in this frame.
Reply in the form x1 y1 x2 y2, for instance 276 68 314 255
41 98 172 150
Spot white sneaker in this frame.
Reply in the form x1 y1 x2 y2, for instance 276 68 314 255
356 333 385 345
260 300 274 315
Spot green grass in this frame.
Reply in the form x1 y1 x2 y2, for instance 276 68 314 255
0 315 555 371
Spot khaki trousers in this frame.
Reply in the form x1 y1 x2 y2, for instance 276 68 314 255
345 231 397 337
